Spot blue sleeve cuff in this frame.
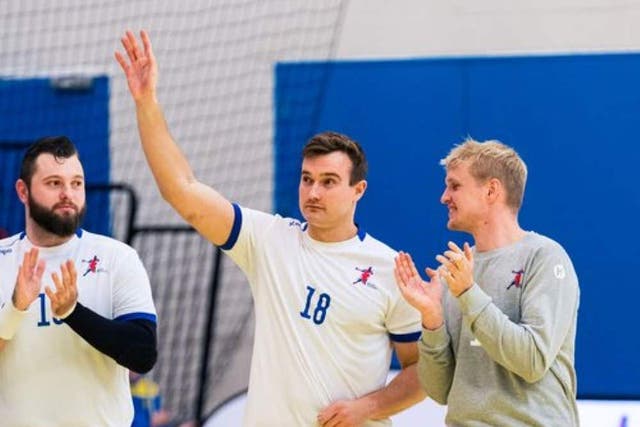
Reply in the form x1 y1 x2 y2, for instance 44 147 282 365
220 203 242 250
390 330 422 342
115 312 157 323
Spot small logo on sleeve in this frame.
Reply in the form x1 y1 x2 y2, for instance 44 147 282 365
507 269 525 290
553 264 566 279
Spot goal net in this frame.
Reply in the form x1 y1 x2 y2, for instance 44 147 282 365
1 0 348 423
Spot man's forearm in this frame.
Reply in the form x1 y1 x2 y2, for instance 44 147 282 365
135 99 195 204
365 364 427 420
64 302 157 373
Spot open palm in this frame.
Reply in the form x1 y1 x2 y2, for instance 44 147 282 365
394 252 443 323
13 248 45 310
115 30 158 102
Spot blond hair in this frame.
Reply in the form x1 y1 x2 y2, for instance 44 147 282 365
440 138 528 212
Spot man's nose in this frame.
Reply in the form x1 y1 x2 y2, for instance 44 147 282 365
309 183 321 199
440 189 449 204
59 184 73 199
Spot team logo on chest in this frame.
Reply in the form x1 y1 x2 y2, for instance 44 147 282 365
82 255 107 276
353 266 377 290
507 269 525 290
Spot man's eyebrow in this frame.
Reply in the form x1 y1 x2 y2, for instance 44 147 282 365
301 170 341 179
41 174 85 180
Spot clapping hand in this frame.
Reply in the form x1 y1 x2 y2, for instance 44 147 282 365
394 251 444 330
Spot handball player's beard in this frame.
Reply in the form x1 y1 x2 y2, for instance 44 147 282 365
28 194 86 237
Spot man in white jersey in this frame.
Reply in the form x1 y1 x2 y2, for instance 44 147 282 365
115 30 426 426
394 138 580 426
0 136 158 426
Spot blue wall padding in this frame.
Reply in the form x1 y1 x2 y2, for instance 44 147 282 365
275 53 640 398
0 76 110 236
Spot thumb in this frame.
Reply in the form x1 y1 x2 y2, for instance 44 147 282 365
425 267 438 279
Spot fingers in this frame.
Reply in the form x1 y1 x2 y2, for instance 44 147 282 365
128 30 143 62
46 260 78 312
425 267 438 279
463 242 473 261
124 30 138 61
23 247 39 273
447 240 463 253
44 285 56 304
60 260 71 288
437 243 469 271
120 33 133 62
435 253 455 271
406 252 420 277
114 51 130 73
394 252 417 286
48 271 63 299
140 29 155 61
398 251 419 276
317 405 338 426
119 30 141 65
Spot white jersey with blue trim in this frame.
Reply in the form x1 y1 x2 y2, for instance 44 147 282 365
221 205 421 427
0 230 157 427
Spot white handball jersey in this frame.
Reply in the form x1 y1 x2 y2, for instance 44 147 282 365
221 205 421 427
0 230 157 427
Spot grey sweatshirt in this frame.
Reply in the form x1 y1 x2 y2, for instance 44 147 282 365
418 232 580 426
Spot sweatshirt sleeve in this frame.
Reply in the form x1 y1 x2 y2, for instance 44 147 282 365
458 243 579 383
416 320 456 404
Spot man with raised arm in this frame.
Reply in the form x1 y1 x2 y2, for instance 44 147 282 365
116 30 426 426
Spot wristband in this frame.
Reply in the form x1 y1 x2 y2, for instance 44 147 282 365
0 301 28 340
56 302 77 320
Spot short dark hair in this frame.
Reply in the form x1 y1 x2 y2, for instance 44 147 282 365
302 131 367 185
20 136 78 187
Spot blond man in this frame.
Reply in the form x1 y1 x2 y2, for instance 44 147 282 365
395 138 580 426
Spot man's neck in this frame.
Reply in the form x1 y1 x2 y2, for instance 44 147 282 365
472 213 526 252
25 223 75 248
307 223 358 243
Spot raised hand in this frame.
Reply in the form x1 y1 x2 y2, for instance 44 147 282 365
394 251 444 330
435 241 474 297
115 30 158 103
45 260 78 319
12 248 46 310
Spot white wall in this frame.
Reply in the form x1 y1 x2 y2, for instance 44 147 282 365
337 0 640 59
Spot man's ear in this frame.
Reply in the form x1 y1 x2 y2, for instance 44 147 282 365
15 179 29 204
354 179 367 202
486 178 502 204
